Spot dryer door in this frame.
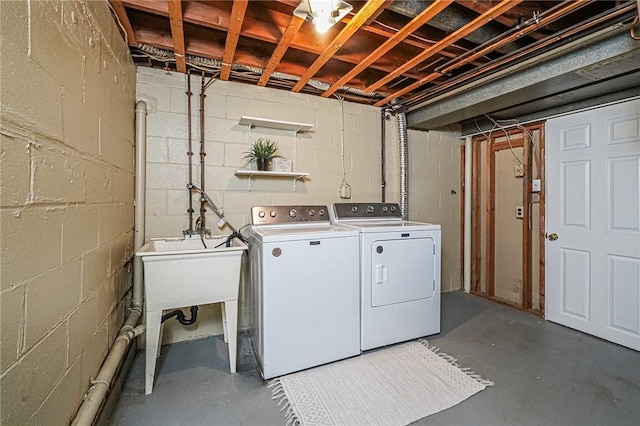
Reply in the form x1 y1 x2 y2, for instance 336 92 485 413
370 237 435 307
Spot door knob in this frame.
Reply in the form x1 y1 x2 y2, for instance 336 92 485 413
548 233 559 241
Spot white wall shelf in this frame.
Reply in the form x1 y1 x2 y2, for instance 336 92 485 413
235 170 310 179
238 116 314 191
239 116 314 132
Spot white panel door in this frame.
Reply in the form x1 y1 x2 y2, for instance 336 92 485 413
546 99 640 351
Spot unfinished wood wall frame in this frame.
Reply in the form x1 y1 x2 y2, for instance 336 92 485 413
468 122 545 315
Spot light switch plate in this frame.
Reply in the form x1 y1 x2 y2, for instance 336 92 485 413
532 179 541 192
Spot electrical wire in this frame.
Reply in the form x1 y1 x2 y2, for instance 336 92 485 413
106 2 128 46
484 114 522 165
335 95 352 199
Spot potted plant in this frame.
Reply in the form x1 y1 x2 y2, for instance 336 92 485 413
243 137 283 171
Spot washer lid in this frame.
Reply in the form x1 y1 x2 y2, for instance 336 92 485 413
337 220 441 233
249 224 359 242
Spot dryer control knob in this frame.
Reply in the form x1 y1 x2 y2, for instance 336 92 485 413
258 210 266 218
308 209 315 216
318 209 326 216
351 206 358 212
289 209 298 218
270 210 277 218
390 205 397 212
367 205 374 213
382 206 389 212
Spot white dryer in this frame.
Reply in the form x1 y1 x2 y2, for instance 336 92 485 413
330 202 441 351
243 205 360 379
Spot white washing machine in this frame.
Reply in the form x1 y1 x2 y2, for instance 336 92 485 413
243 205 361 379
330 202 441 351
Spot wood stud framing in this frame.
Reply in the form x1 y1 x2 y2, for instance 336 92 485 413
470 123 546 315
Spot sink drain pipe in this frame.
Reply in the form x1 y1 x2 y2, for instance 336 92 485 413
71 101 148 425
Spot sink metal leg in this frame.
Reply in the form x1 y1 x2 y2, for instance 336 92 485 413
223 300 238 373
221 303 228 344
145 310 163 395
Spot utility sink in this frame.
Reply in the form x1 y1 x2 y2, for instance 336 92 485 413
136 236 247 394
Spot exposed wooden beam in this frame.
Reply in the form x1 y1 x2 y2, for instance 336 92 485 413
366 0 523 94
292 0 388 93
123 0 425 80
109 0 137 46
220 0 249 80
258 15 306 87
322 0 452 97
372 0 584 107
166 0 186 72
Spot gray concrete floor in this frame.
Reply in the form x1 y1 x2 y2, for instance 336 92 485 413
108 292 640 426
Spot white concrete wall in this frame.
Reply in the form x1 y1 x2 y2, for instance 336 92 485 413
407 128 462 292
137 68 385 343
0 1 136 424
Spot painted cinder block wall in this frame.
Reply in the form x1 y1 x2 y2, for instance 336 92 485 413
0 1 136 423
137 68 461 343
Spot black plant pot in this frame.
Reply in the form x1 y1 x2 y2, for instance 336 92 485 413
256 158 269 171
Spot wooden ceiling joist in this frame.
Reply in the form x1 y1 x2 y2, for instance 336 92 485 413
220 0 249 81
123 0 423 82
109 0 137 46
372 0 586 107
321 0 453 98
291 0 388 93
166 0 186 73
365 0 523 94
258 15 306 87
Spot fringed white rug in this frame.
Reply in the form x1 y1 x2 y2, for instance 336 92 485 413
270 340 493 426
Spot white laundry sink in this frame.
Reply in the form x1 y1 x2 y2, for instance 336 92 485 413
136 236 247 311
136 235 247 394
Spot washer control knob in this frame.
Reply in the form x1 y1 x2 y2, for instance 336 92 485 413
289 209 298 218
367 205 374 213
382 206 389 212
351 206 358 213
308 209 315 216
258 210 266 218
270 210 277 218
390 205 397 212
318 209 326 216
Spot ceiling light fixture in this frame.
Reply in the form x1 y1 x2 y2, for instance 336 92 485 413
294 0 353 34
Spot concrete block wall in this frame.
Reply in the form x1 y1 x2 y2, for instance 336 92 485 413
408 128 462 292
137 68 386 343
0 1 136 424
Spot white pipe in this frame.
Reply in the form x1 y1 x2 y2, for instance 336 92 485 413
133 101 147 308
463 136 472 293
71 101 148 425
71 317 144 426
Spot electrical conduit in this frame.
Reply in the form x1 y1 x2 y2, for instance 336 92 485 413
71 101 148 425
397 111 409 220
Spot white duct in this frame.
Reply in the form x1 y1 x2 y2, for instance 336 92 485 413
72 101 148 425
397 112 409 220
463 136 472 293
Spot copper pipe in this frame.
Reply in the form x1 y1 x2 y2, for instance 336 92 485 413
199 72 207 232
185 70 195 235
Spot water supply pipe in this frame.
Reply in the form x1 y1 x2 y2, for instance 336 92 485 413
463 136 472 293
71 101 148 425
